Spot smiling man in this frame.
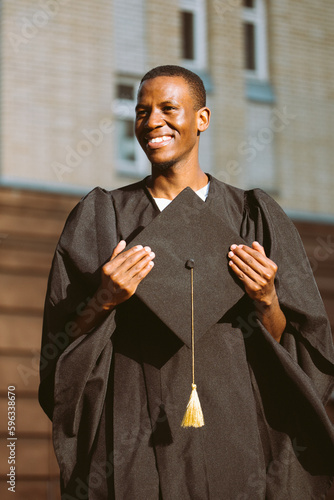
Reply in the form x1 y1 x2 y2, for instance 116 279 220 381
39 66 334 499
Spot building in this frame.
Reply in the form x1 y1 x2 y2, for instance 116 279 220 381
0 1 333 498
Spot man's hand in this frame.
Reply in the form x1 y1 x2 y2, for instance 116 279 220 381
228 241 286 342
68 241 155 343
98 240 155 310
228 241 277 306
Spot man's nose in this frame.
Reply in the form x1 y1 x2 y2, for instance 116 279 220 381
145 109 164 129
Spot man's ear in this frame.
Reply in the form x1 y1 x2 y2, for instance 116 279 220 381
197 107 211 133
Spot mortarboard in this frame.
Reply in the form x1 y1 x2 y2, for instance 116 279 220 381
126 187 247 426
127 187 246 346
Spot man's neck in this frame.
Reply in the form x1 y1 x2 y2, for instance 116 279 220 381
146 165 208 200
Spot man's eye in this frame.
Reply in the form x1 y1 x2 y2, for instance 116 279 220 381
136 110 147 118
163 106 176 111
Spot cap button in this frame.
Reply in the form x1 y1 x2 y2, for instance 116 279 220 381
185 259 195 269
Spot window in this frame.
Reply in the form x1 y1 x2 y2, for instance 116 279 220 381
116 83 134 101
243 0 268 80
180 0 207 70
113 80 149 176
182 11 195 60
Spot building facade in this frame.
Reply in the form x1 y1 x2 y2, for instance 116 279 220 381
1 0 333 216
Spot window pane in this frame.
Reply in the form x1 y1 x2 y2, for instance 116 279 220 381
116 84 134 100
181 11 194 60
244 22 256 70
243 0 254 7
117 120 135 162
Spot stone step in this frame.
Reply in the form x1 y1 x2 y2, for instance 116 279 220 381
0 355 41 394
0 397 50 436
0 187 80 213
315 276 334 297
0 479 60 500
0 314 43 352
0 212 66 240
0 247 53 276
0 436 59 476
0 273 47 311
0 231 58 255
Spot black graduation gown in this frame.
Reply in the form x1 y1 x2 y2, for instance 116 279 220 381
39 175 334 500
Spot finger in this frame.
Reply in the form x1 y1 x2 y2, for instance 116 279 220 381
252 241 266 257
229 247 278 285
111 240 127 260
228 252 266 284
237 245 278 278
228 259 259 288
105 247 154 278
231 244 274 271
122 250 155 279
130 258 155 284
229 245 269 274
107 244 146 269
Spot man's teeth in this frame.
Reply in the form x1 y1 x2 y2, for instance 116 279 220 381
150 136 171 143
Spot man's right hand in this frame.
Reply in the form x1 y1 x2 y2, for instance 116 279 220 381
98 240 155 310
68 241 154 343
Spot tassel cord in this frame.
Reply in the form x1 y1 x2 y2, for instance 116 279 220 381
181 261 205 428
191 267 195 386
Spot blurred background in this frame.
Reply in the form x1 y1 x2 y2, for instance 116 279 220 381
0 0 333 498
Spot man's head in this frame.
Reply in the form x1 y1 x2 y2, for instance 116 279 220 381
139 65 206 111
135 65 210 171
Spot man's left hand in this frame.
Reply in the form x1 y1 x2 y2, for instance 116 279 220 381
228 241 278 306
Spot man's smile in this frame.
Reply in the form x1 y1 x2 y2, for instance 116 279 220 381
146 135 173 149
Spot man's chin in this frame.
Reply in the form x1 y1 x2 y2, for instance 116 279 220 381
151 160 176 172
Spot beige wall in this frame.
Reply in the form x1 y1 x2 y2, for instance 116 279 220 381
269 0 334 214
2 0 115 190
1 0 333 214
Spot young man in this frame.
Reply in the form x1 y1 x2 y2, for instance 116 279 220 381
40 66 334 499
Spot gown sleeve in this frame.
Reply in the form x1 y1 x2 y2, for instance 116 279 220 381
242 188 334 398
38 187 118 486
240 188 334 495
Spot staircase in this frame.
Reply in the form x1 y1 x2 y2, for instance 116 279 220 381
0 187 333 499
0 187 80 500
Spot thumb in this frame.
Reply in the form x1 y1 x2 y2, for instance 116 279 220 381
252 241 266 256
111 240 126 260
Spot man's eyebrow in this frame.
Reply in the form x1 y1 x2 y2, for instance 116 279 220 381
135 99 180 112
160 100 179 107
135 103 150 111
135 103 147 112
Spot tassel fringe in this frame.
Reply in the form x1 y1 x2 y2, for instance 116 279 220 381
181 384 205 428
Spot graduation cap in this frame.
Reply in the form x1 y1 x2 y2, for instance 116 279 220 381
126 187 246 427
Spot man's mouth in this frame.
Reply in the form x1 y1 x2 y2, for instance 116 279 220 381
146 135 173 149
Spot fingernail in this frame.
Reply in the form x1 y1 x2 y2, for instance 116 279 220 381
228 251 234 258
231 244 237 250
229 260 233 266
136 245 143 250
149 261 154 267
144 246 151 252
238 244 243 248
149 252 155 258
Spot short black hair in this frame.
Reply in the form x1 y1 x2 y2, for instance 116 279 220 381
139 65 206 110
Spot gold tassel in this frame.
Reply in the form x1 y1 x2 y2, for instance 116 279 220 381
181 383 204 428
181 262 205 428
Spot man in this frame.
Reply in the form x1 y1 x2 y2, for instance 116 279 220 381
40 66 334 499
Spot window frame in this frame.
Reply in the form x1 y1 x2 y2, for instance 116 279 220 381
180 0 207 71
113 79 149 177
243 0 268 81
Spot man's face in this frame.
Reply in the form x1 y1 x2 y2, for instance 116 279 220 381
135 76 202 170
